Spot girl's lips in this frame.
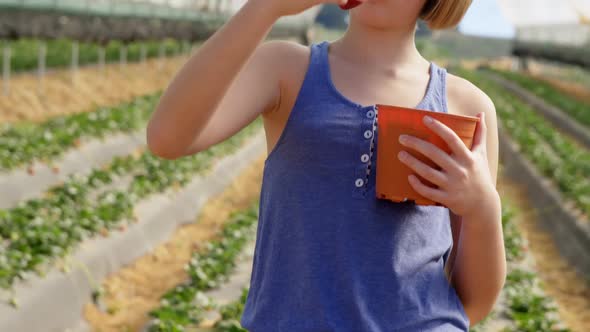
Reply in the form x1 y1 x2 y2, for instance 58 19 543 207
339 0 364 10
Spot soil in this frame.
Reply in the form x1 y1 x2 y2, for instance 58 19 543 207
0 54 191 123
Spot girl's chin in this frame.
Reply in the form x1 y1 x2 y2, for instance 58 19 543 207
352 12 410 30
352 7 393 21
353 2 391 15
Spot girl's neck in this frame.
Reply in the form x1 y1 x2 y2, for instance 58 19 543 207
330 20 427 75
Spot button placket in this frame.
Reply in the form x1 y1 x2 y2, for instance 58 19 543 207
364 105 378 187
352 105 379 197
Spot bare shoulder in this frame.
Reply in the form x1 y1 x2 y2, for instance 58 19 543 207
257 39 315 113
446 71 496 121
258 39 310 59
256 39 312 81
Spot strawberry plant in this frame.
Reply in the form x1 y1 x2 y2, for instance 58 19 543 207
500 201 571 332
487 68 590 128
0 118 262 291
148 204 259 332
213 287 250 332
0 93 159 170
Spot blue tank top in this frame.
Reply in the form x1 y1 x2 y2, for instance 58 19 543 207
240 40 470 331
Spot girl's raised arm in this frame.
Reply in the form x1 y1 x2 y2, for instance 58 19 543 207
146 0 346 159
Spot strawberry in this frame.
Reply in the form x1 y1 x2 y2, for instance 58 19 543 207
339 0 363 10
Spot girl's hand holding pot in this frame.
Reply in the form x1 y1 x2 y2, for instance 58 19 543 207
397 112 499 221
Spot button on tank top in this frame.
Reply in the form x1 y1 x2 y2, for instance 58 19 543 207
240 40 470 332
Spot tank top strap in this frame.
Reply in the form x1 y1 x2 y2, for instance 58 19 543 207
316 40 334 89
287 41 336 112
310 41 327 69
428 61 450 114
306 41 337 85
311 40 337 96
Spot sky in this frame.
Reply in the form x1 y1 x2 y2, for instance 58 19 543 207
458 0 516 39
458 0 590 38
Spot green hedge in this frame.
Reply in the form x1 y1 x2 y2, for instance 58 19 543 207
0 38 185 73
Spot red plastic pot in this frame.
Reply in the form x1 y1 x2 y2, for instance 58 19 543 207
375 104 480 206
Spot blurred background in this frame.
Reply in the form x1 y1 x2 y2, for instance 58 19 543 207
0 1 588 331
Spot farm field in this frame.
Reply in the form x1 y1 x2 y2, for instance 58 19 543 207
1 3 590 331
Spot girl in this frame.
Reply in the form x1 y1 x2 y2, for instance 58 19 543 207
147 0 506 330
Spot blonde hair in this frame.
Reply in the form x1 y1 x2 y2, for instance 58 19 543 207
420 0 472 30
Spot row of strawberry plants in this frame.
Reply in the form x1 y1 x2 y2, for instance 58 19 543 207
472 72 590 179
486 68 589 127
499 201 570 332
0 117 263 292
456 68 590 217
147 203 259 332
0 92 159 171
0 39 183 73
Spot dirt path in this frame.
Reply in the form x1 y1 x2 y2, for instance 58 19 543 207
0 54 192 123
83 154 265 332
497 177 590 332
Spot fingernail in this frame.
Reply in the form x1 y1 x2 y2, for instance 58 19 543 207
398 151 407 160
423 116 433 124
399 135 407 143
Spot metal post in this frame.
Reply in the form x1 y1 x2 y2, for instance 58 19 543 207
98 46 106 74
120 44 127 69
185 41 191 58
159 42 166 70
38 41 46 95
140 43 147 64
518 55 529 73
2 44 11 96
71 41 79 85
